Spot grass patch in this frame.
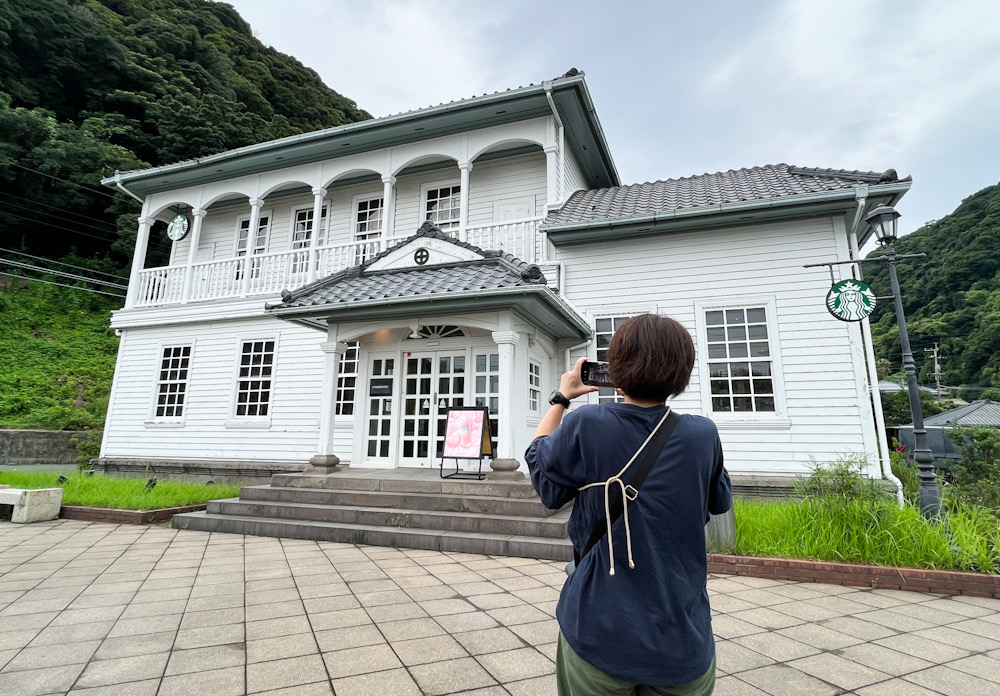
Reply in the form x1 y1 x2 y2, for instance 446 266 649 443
0 471 239 511
735 497 1000 574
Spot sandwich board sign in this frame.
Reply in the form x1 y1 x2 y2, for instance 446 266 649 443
440 406 493 479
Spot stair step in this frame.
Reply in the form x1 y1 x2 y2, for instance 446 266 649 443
239 486 558 517
270 473 540 499
172 512 574 562
209 499 570 538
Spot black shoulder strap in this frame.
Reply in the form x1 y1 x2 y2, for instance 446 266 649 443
577 410 680 563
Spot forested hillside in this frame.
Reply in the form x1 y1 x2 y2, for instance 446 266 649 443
0 0 370 430
866 183 1000 395
0 0 369 266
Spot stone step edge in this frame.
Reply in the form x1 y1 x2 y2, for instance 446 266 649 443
213 498 571 527
271 474 540 499
172 511 574 562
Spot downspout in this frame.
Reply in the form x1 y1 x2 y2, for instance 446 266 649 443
113 171 144 205
849 187 904 504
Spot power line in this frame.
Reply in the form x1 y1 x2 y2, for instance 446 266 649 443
0 196 121 235
0 248 129 281
0 259 128 290
0 209 118 243
8 162 123 202
0 191 120 231
0 272 126 299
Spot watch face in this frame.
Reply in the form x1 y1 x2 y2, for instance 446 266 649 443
166 214 189 241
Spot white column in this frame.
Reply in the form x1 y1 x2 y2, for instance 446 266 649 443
311 338 346 471
381 175 396 249
240 198 263 297
458 161 472 241
308 187 326 283
125 216 153 308
491 329 520 462
544 145 559 210
180 208 206 303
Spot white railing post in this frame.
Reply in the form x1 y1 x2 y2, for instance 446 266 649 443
240 198 262 297
381 174 396 240
181 208 206 303
126 216 153 308
458 162 472 241
308 187 326 284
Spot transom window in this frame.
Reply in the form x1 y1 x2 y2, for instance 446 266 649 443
154 346 191 418
236 215 269 256
407 325 465 340
292 207 327 249
236 340 274 417
706 307 775 412
335 341 359 416
595 316 632 404
529 361 541 412
425 185 461 230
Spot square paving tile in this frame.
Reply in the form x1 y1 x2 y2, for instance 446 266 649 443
731 632 822 662
391 634 468 666
787 652 891 690
331 666 421 696
0 663 86 696
164 643 246 676
247 654 328 693
159 665 244 696
903 664 999 696
94 631 176 660
409 656 499 695
476 647 554 683
321 643 402 679
247 633 320 663
737 663 841 696
74 652 169 689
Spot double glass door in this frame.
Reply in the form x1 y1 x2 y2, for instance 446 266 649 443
400 352 467 467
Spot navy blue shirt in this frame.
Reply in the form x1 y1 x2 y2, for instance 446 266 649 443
526 403 731 686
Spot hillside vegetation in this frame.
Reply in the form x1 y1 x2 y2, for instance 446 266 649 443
866 183 1000 395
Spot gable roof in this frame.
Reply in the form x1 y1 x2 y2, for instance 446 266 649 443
267 223 590 339
915 400 1000 428
541 164 912 245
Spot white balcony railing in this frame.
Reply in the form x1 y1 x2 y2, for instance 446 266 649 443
132 219 543 308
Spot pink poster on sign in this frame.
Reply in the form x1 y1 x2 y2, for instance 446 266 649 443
443 409 485 459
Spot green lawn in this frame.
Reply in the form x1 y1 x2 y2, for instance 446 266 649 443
0 471 239 511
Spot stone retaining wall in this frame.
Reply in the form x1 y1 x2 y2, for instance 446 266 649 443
0 429 88 468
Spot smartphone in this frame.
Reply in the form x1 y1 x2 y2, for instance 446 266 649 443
581 361 614 388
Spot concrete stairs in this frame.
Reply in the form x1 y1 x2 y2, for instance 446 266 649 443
172 469 573 561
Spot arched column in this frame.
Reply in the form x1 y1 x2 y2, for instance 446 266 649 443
240 198 263 297
381 175 396 248
458 161 473 241
308 187 327 283
489 329 523 478
126 216 153 308
180 208 207 303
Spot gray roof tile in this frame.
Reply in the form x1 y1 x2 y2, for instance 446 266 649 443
543 164 909 227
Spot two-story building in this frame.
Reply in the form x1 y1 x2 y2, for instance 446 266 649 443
98 70 908 484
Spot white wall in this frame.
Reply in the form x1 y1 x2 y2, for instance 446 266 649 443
563 149 588 198
103 316 327 462
555 218 874 475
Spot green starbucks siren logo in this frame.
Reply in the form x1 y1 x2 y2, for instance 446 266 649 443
826 280 876 322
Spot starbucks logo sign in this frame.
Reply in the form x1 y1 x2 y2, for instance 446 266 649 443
826 280 876 322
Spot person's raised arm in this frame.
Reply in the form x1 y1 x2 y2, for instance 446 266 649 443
531 356 599 440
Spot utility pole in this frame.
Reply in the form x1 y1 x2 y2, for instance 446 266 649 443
924 343 943 399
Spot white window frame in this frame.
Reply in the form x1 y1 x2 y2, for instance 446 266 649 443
592 313 639 404
289 205 328 250
420 179 461 231
352 193 385 242
694 297 789 427
528 360 542 413
233 210 272 258
226 335 279 428
335 341 360 416
146 342 195 427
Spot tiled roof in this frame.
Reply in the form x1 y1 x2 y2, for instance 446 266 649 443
921 400 1000 428
543 164 910 227
271 224 547 310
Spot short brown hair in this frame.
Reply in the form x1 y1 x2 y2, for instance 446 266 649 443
607 314 694 402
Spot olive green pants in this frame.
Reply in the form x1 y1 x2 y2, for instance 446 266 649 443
557 632 716 696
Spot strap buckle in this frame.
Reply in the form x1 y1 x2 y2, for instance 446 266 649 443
624 484 639 501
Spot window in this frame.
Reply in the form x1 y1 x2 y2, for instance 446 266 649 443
354 197 383 242
236 340 275 417
236 215 269 257
292 207 328 249
529 361 541 412
595 316 632 403
474 352 499 455
335 341 359 416
154 346 191 418
425 184 461 231
706 307 775 413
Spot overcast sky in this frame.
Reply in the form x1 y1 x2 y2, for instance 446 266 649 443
225 0 1000 245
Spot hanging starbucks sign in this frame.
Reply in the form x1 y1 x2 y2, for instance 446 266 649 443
826 279 876 322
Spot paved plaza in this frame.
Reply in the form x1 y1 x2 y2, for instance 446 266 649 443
1 520 999 695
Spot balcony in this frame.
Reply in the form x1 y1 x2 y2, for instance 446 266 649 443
131 218 550 308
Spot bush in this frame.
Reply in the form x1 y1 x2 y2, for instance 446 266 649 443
794 455 892 502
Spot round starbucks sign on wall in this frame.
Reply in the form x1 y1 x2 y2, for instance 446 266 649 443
826 279 876 322
166 214 190 241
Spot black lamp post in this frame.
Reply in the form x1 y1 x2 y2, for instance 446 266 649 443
865 204 944 520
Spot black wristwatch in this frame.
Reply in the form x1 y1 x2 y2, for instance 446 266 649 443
548 390 571 408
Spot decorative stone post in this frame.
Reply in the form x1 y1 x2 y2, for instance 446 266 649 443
488 330 525 481
305 339 346 474
125 216 153 308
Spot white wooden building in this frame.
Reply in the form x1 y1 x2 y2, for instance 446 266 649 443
99 70 910 481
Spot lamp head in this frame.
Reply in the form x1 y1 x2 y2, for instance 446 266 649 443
865 204 901 244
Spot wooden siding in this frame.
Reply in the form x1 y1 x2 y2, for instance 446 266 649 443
102 317 327 462
556 218 874 475
563 149 587 196
468 153 546 224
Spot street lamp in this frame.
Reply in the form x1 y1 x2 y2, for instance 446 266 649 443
865 204 944 520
